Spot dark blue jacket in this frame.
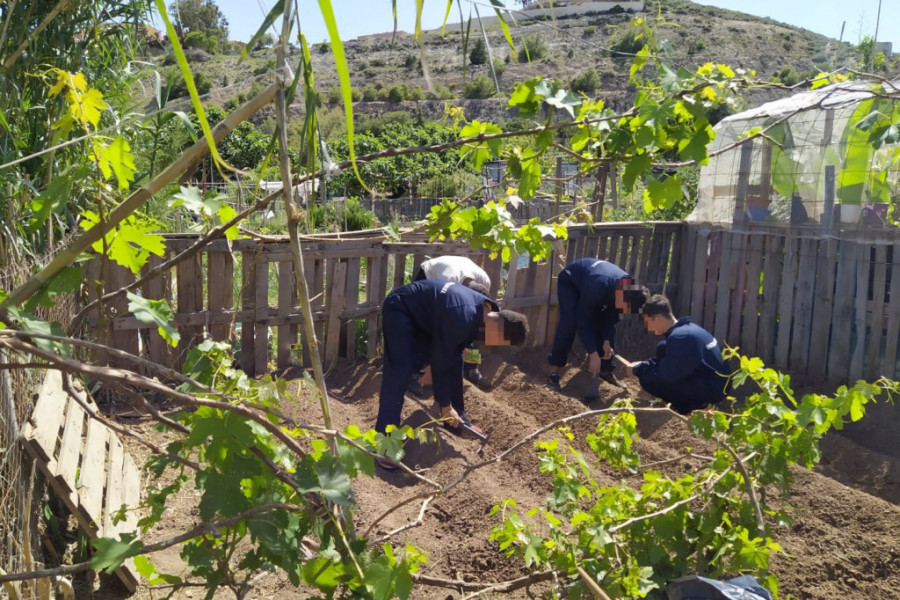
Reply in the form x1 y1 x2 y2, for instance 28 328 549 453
390 279 496 409
632 317 731 412
563 258 629 354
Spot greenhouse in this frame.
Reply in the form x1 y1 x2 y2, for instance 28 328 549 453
691 79 900 228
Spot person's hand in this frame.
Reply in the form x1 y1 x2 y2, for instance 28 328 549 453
440 405 462 428
588 351 603 376
601 340 614 360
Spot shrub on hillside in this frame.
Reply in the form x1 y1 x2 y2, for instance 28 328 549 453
518 34 548 62
462 75 495 99
469 38 488 65
570 70 600 95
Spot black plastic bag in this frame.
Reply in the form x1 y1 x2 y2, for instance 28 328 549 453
666 575 773 600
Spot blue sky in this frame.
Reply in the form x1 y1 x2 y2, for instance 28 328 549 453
170 1 898 50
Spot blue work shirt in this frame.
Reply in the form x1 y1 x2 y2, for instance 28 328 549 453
390 279 497 409
562 258 629 355
632 317 731 412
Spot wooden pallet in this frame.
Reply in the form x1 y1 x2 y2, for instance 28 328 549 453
20 371 141 592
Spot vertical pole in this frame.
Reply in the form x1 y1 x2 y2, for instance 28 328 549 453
823 165 836 233
733 141 753 227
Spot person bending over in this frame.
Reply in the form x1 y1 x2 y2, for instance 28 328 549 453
413 255 494 390
547 258 647 391
375 280 528 469
621 294 731 414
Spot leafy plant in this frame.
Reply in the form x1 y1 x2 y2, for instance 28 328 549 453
490 352 897 598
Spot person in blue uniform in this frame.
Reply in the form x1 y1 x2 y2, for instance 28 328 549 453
621 294 732 414
375 280 529 464
547 258 648 390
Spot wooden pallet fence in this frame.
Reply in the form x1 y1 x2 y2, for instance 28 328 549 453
684 227 900 382
20 371 141 591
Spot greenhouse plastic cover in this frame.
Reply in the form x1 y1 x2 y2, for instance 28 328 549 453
689 80 900 225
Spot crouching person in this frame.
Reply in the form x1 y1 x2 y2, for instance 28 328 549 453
375 279 529 470
623 294 731 415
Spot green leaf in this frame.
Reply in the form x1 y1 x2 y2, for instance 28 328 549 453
459 120 503 169
243 0 285 60
545 89 582 119
96 136 137 191
127 291 180 347
81 211 166 274
217 204 239 240
133 555 182 586
91 533 143 573
622 153 651 191
6 308 72 358
643 176 683 212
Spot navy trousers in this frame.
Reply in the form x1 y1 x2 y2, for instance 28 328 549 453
375 295 421 433
548 271 614 372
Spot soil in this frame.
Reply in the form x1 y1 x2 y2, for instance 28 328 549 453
104 333 899 600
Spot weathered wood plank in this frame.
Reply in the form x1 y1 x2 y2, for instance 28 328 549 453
54 399 85 496
702 231 722 332
175 241 204 371
109 262 139 364
758 235 784 365
882 243 900 379
240 250 257 375
689 229 709 323
20 370 68 465
849 243 872 381
740 234 765 355
807 238 837 379
505 250 521 307
392 253 406 290
484 254 503 299
101 435 124 538
530 257 554 346
78 417 109 526
774 236 799 368
143 253 171 368
254 255 270 375
343 257 361 359
325 261 348 364
712 231 734 343
676 226 698 315
366 256 386 356
276 261 294 370
207 250 235 342
727 233 748 346
789 238 818 372
866 244 888 380
827 241 858 382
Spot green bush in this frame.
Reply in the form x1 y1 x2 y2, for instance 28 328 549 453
469 38 488 65
570 70 600 95
361 84 377 101
462 75 495 99
309 197 376 232
387 84 407 103
518 34 548 62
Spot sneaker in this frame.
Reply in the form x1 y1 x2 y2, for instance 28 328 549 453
465 368 492 390
548 372 561 390
375 456 399 471
598 371 627 389
407 373 427 398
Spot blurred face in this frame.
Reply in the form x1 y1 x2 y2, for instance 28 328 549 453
614 289 630 314
483 313 511 346
642 314 670 335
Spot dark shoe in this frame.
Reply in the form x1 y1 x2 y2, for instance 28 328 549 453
465 368 492 390
598 371 627 389
375 456 399 471
548 373 561 390
407 373 427 398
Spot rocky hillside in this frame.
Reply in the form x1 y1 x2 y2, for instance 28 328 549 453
151 0 872 126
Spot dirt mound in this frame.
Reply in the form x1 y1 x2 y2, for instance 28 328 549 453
119 343 899 599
